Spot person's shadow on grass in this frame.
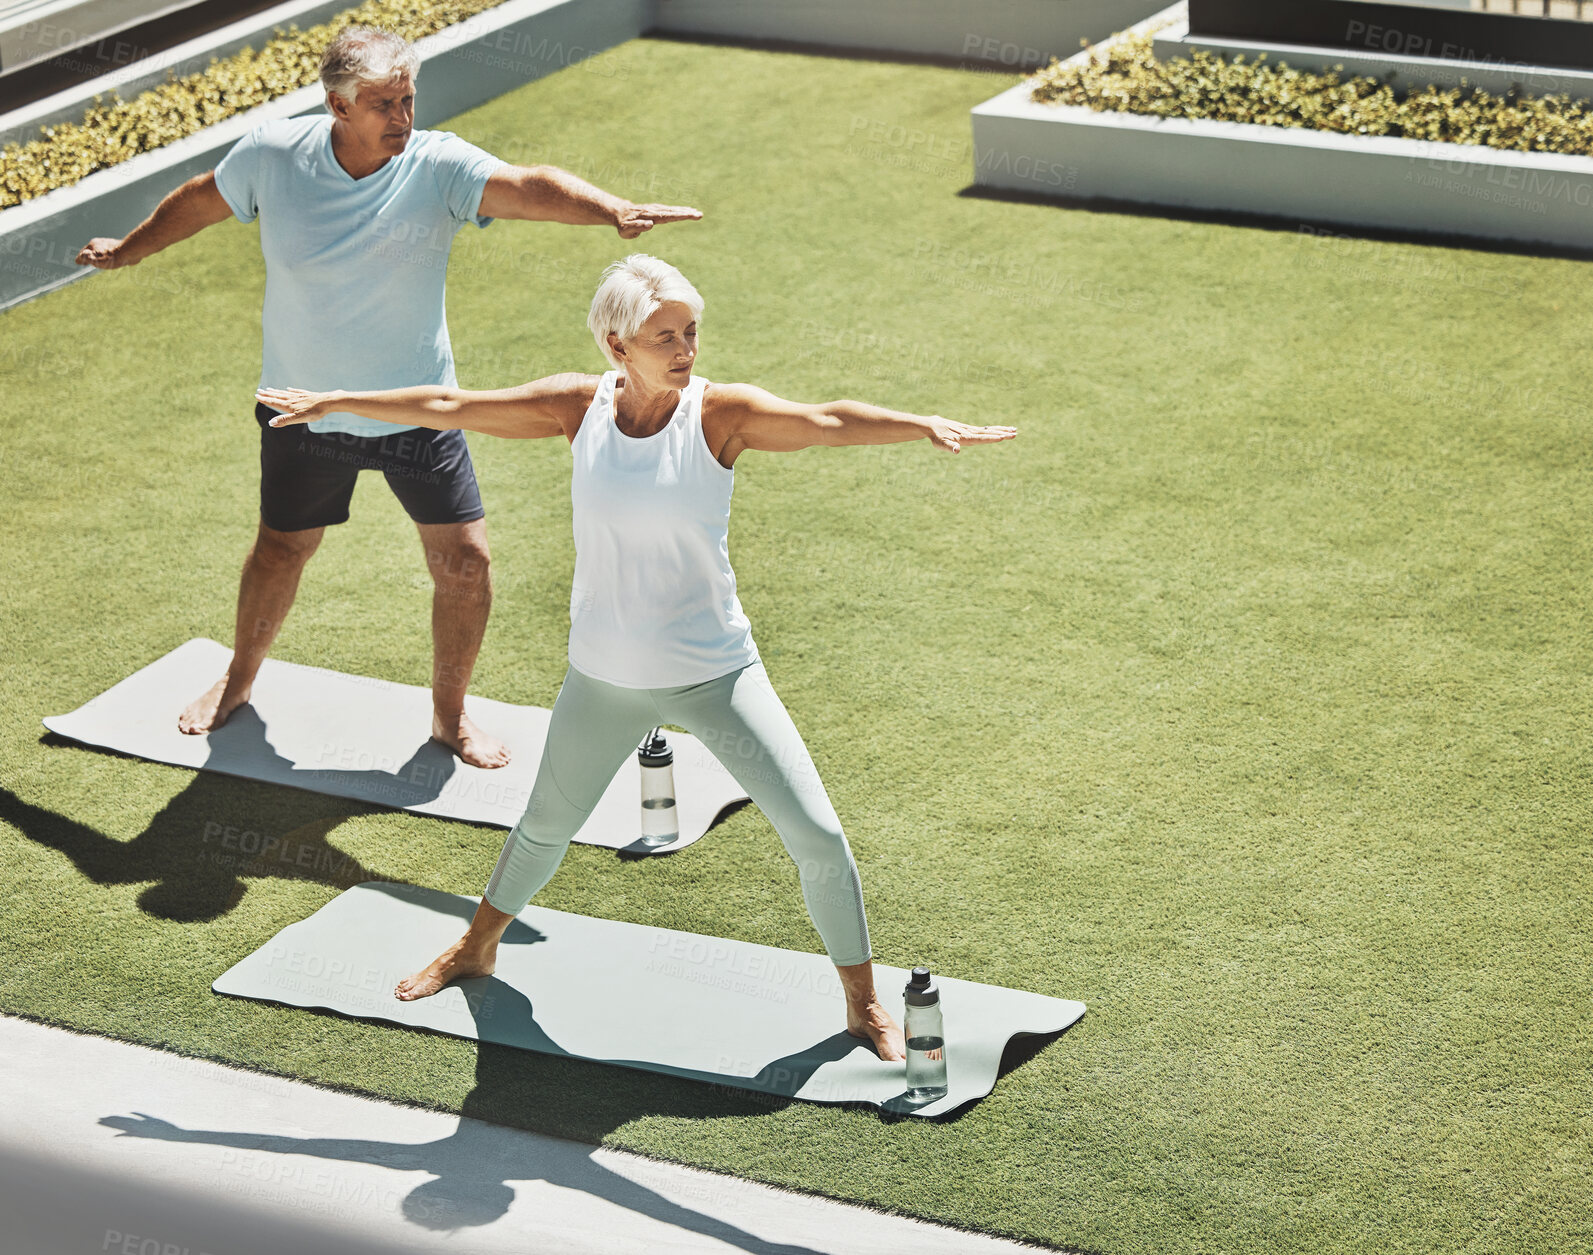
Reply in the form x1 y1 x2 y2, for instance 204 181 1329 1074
11 709 731 919
3 708 470 920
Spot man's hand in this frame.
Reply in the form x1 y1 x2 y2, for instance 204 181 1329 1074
613 203 703 239
75 238 131 269
481 165 704 235
73 173 231 272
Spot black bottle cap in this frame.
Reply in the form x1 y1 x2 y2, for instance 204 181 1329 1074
905 966 939 1006
637 728 673 768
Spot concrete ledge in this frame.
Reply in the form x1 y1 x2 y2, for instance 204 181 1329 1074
649 0 1170 70
971 5 1593 252
0 0 202 75
1152 13 1593 104
0 0 648 312
1 0 364 148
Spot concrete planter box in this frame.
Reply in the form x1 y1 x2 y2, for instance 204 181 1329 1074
0 0 648 311
971 5 1593 251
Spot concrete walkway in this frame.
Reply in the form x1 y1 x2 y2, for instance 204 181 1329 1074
1 1015 1054 1255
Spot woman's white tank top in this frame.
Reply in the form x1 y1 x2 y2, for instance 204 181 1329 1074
567 371 759 688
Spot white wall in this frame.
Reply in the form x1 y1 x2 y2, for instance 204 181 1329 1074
650 0 1171 68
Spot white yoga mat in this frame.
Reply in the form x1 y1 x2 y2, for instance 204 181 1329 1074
213 881 1085 1118
43 639 749 853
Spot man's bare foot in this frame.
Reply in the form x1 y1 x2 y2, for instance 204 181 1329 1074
847 999 906 1061
395 935 497 1001
432 709 510 769
178 675 252 734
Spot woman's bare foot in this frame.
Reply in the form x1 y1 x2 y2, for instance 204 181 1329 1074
833 959 906 1060
395 935 498 1001
432 710 510 769
178 674 252 734
847 999 906 1061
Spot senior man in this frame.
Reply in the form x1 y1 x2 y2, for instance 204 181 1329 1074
75 25 699 768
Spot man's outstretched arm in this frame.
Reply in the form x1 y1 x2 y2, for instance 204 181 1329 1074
478 164 701 239
75 171 233 269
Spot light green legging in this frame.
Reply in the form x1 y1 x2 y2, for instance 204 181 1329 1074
484 661 872 967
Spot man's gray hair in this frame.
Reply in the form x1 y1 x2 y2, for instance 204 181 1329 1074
320 26 420 106
588 255 705 370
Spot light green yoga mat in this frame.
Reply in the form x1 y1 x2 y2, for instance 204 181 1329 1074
44 639 748 853
213 882 1085 1118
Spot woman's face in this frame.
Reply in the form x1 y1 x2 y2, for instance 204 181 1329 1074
611 300 697 390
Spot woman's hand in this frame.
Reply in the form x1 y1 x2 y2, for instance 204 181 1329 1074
256 387 342 426
925 418 1018 454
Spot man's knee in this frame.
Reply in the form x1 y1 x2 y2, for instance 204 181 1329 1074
425 533 491 588
250 526 321 572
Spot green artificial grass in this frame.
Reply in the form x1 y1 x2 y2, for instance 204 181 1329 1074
3 36 1591 1255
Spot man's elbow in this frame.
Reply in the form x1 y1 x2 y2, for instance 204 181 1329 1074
424 391 466 417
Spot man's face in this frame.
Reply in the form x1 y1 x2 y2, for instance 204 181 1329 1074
337 72 414 154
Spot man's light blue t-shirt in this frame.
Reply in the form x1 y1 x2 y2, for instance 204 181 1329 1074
214 115 505 436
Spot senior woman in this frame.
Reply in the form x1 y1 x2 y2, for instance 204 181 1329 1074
258 254 1015 1061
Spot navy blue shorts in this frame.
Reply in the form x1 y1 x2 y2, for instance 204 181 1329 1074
256 402 485 533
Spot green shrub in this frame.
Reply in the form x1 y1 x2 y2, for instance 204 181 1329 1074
0 0 508 210
1030 31 1593 155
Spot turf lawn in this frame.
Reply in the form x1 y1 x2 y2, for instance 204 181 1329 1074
2 35 1589 1255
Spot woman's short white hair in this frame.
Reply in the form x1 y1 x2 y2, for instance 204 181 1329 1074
587 255 705 370
320 26 420 107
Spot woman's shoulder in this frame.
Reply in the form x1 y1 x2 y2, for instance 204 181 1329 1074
535 371 606 408
502 372 606 441
701 379 764 411
703 380 795 419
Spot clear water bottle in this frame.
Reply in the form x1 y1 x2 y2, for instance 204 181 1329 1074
903 966 948 1103
637 728 679 848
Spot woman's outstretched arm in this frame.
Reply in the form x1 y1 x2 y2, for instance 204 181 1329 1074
703 382 1016 467
255 373 596 440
